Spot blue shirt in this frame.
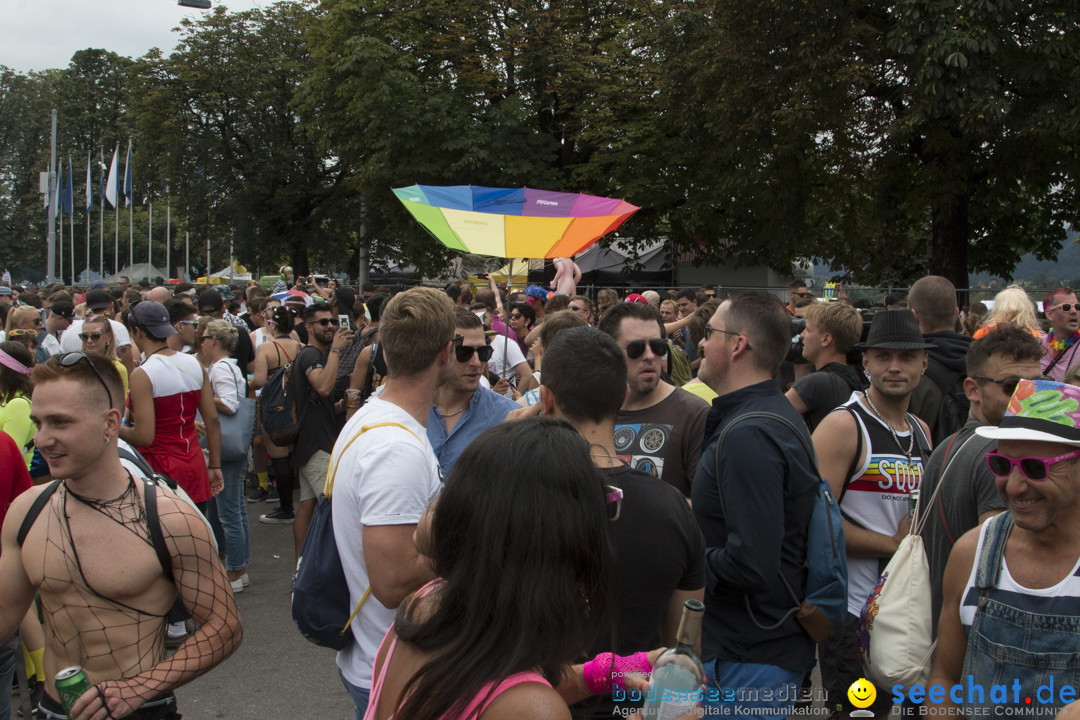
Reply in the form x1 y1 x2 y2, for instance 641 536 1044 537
427 387 519 473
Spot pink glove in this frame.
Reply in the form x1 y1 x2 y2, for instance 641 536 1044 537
582 651 652 695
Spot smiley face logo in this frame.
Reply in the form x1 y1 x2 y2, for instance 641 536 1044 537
848 678 877 709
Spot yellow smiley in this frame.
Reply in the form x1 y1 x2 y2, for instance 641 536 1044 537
848 678 877 709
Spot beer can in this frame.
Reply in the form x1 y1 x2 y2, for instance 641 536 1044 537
55 666 91 715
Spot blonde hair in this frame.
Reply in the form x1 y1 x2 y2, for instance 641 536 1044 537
380 287 456 378
981 285 1040 335
5 306 40 334
81 315 117 360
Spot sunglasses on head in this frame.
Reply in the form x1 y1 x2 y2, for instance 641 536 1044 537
79 332 105 342
624 338 668 359
454 344 493 363
59 352 113 409
985 448 1080 482
8 328 36 338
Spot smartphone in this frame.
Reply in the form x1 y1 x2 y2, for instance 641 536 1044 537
338 314 352 330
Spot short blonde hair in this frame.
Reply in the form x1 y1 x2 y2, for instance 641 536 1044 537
380 287 456 378
803 302 863 354
202 318 239 354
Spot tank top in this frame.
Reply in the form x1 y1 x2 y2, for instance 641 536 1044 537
838 395 930 615
364 581 550 720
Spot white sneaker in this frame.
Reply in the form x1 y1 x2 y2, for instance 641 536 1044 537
166 621 188 640
240 572 250 587
230 578 244 593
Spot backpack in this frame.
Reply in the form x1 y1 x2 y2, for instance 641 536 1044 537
924 358 969 444
258 341 307 446
292 421 422 650
714 411 848 642
856 431 978 688
666 339 693 387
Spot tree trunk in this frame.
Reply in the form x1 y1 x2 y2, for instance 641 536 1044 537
929 193 970 304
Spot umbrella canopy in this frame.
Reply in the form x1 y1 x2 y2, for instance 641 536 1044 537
393 185 639 259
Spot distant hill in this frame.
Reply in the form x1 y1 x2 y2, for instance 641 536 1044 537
971 229 1080 286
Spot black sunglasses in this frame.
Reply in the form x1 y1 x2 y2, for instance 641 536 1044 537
625 338 668 359
509 313 524 320
972 375 1025 396
59 352 113 409
78 332 105 342
455 344 494 363
1053 303 1075 313
311 318 339 327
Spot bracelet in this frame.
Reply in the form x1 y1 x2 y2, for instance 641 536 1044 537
208 466 220 469
329 347 342 354
582 651 652 695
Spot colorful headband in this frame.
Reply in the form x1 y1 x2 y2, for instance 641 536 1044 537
0 348 31 375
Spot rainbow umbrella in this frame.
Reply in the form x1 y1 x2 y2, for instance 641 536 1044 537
392 184 639 259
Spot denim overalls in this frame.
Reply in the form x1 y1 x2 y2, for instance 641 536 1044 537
961 512 1080 717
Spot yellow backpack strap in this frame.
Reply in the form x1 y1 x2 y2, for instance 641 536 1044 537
323 422 422 499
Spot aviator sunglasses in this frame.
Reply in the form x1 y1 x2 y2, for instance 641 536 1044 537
985 449 1080 482
624 338 668 359
455 344 494 363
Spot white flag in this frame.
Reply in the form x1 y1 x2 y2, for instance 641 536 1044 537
105 144 119 208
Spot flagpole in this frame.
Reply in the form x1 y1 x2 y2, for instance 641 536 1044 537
47 110 57 282
85 153 91 285
68 158 75 285
186 229 190 281
165 191 171 280
148 200 153 273
99 150 105 278
58 179 63 286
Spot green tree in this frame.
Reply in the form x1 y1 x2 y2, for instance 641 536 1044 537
134 2 346 277
656 0 1080 287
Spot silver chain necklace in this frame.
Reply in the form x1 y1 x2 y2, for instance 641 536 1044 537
863 391 914 462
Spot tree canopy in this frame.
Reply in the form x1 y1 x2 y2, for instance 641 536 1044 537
1 0 1077 285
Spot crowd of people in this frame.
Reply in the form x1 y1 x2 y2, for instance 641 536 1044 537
1 268 1079 720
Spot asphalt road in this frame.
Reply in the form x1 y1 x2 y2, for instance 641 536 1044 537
174 500 355 720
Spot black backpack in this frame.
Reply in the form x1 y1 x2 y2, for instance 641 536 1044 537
924 359 969 444
258 343 309 446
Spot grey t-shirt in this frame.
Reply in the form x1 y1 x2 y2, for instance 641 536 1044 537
918 418 1005 634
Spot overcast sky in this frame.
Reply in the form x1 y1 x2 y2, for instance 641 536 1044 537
1 0 267 74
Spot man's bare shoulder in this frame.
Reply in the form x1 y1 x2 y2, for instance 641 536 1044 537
2 482 58 542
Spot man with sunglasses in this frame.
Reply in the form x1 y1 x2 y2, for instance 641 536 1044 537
599 302 710 498
0 352 241 720
919 325 1044 636
427 309 518 472
280 305 354 558
930 378 1080 717
1039 287 1080 382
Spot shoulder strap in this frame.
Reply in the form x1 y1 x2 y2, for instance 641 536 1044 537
913 429 980 536
717 411 816 464
17 480 61 547
974 512 1013 590
143 479 173 580
324 421 422 499
366 342 380 391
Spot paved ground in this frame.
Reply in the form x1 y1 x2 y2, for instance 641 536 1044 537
174 500 355 719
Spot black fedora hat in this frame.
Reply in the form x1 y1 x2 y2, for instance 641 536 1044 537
855 310 937 351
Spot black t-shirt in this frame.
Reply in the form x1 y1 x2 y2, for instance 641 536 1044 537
792 362 865 431
598 464 706 653
230 326 255 373
292 345 337 467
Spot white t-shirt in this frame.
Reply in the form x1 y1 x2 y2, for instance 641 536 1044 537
486 334 526 397
208 359 242 414
332 397 443 688
59 318 131 353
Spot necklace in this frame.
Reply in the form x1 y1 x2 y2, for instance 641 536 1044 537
142 346 168 364
1046 329 1080 353
863 391 914 461
436 405 467 417
589 444 625 467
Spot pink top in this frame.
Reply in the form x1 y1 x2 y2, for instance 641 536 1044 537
363 581 550 720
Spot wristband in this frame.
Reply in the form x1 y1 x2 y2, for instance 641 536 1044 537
208 466 220 469
329 347 342 354
582 651 652 695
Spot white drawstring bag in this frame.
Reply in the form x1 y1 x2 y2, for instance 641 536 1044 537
856 433 976 687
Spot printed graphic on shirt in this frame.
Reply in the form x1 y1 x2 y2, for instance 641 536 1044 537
613 422 671 478
851 454 924 498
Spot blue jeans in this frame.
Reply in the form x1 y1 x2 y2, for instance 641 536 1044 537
215 458 251 571
702 659 803 719
338 667 370 720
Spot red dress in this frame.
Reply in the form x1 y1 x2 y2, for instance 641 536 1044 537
131 352 211 503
